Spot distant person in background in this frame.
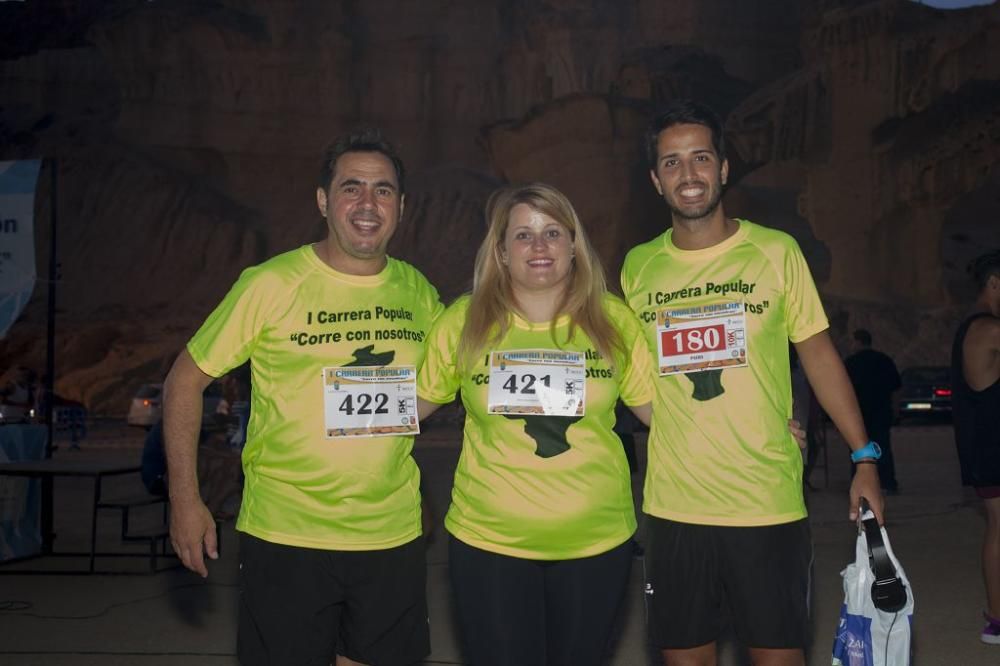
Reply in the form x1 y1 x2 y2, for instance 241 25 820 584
952 250 1000 645
845 329 901 493
141 421 168 496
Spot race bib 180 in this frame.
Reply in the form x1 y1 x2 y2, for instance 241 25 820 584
487 349 586 416
323 366 419 438
656 301 748 375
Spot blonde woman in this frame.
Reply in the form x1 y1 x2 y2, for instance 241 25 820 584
417 183 654 666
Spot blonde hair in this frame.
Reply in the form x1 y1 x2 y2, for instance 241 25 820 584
457 182 624 369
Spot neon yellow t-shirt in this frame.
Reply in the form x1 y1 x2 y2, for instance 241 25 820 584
187 245 444 550
418 294 653 560
621 220 828 527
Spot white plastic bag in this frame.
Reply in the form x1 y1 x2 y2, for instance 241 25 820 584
831 521 914 666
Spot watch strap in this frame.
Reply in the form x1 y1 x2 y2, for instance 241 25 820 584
851 441 882 463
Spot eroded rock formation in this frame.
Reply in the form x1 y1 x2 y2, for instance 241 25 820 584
0 0 996 413
722 0 1000 365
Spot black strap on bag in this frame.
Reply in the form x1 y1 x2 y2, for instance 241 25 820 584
860 497 908 613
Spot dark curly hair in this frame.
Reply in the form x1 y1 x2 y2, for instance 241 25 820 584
318 128 405 194
645 99 726 170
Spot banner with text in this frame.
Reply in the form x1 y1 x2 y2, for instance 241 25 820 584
0 159 42 339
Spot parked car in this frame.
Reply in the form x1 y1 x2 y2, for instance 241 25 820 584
896 366 951 422
127 382 224 428
127 383 163 427
0 401 30 424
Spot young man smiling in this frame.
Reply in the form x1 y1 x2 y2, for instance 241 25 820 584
164 128 441 666
621 99 884 666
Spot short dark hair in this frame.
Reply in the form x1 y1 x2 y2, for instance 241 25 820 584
970 250 1000 290
318 128 406 194
853 329 872 347
645 99 726 170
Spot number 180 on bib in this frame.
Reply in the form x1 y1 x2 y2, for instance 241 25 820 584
656 302 748 376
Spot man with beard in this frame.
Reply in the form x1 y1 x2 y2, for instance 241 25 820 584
620 99 883 666
164 129 440 666
952 250 1000 644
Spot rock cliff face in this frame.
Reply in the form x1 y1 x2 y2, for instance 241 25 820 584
728 0 1000 308
483 94 665 272
723 0 1000 365
0 0 996 413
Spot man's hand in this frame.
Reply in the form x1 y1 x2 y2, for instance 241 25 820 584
788 419 806 450
849 463 884 524
170 496 219 577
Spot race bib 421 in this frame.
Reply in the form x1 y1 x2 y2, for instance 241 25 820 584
487 349 586 416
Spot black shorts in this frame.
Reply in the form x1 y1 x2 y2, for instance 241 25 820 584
643 516 812 650
237 533 430 666
448 535 633 666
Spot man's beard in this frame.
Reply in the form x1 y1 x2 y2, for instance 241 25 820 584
667 186 723 222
